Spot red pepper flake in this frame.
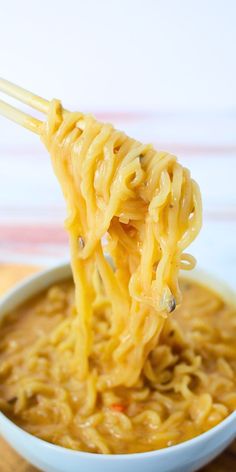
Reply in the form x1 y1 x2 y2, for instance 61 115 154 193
110 403 126 412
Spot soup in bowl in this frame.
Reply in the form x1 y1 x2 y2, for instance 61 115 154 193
0 263 235 472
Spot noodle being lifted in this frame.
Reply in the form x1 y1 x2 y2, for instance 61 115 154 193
2 99 235 455
42 100 202 388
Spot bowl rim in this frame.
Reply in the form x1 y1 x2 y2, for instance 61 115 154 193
0 262 235 461
1 407 235 461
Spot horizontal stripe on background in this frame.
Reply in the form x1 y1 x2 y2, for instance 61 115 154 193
1 222 235 291
0 225 67 244
1 110 236 156
95 110 236 120
0 210 236 246
1 144 236 156
0 206 235 218
1 243 66 257
3 106 236 121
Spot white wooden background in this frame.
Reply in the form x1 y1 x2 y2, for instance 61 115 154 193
0 0 235 287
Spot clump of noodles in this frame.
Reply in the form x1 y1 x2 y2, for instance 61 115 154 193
41 100 202 387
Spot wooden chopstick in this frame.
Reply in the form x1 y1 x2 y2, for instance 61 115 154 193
0 78 49 114
0 99 43 134
0 78 69 134
0 78 48 134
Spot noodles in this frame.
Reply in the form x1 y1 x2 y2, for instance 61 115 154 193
0 279 235 453
0 100 235 454
40 100 202 388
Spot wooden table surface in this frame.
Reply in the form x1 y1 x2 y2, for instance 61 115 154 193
0 263 235 472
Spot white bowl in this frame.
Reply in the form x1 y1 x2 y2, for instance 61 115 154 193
0 263 235 472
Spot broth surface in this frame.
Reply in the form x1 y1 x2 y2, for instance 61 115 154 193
0 279 235 454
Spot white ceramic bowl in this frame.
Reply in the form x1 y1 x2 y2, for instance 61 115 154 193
0 263 235 472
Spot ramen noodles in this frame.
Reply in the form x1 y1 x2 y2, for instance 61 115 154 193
0 279 235 453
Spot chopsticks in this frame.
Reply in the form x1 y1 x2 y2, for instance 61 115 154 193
0 99 43 134
0 78 67 134
0 78 48 134
0 78 50 114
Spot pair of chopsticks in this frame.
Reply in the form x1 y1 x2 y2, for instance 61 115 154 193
0 78 54 134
